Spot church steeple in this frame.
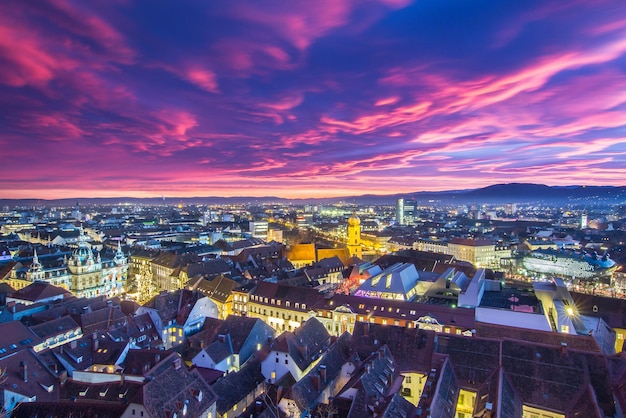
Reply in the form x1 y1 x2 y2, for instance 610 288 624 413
30 248 41 272
114 240 126 265
347 211 362 259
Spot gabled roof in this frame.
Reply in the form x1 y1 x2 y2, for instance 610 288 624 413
0 321 40 359
10 282 71 303
193 275 237 303
475 322 600 352
338 346 399 418
380 393 416 418
53 334 127 370
317 248 351 266
13 401 128 417
316 256 345 271
204 339 232 363
184 259 231 279
252 281 324 311
286 243 316 261
0 349 58 405
352 322 435 374
73 305 128 335
142 289 203 323
290 332 355 410
122 348 172 376
212 359 266 414
272 317 331 372
500 339 614 415
29 316 81 340
141 353 218 418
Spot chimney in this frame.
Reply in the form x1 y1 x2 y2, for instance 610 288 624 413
319 365 327 383
92 332 99 352
155 353 161 363
70 339 77 349
312 375 320 390
560 342 568 357
19 361 28 383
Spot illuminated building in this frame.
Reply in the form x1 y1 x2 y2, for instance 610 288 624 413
9 249 71 290
354 263 425 301
248 220 268 240
67 230 128 298
414 238 509 269
244 280 475 337
520 248 617 282
581 211 588 229
447 238 504 269
346 212 362 259
396 198 404 225
9 231 128 298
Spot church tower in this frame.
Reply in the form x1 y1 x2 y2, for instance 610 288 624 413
27 249 44 282
347 212 362 259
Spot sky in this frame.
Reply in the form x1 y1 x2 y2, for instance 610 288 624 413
1 0 626 199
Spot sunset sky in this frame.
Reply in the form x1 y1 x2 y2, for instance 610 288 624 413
2 0 626 199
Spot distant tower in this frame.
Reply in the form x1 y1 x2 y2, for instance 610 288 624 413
347 212 362 259
71 201 82 221
396 198 404 225
581 212 588 229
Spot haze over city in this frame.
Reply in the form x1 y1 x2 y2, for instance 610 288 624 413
2 0 626 199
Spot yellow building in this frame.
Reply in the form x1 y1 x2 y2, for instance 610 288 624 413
347 212 362 259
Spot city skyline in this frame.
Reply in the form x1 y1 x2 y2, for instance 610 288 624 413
2 0 626 199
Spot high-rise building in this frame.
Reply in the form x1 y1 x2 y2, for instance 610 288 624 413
249 221 269 240
581 212 588 229
396 198 404 225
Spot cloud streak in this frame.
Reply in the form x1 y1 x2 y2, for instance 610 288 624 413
1 0 626 198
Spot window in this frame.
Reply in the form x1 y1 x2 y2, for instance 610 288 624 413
285 359 288 364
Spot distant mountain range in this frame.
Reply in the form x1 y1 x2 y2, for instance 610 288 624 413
1 183 626 207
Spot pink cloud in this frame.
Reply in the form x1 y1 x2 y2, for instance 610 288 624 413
0 21 71 87
185 67 219 93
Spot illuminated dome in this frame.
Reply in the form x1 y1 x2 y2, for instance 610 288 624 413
71 227 95 266
348 212 360 227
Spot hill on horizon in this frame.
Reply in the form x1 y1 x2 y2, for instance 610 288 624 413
1 183 625 207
